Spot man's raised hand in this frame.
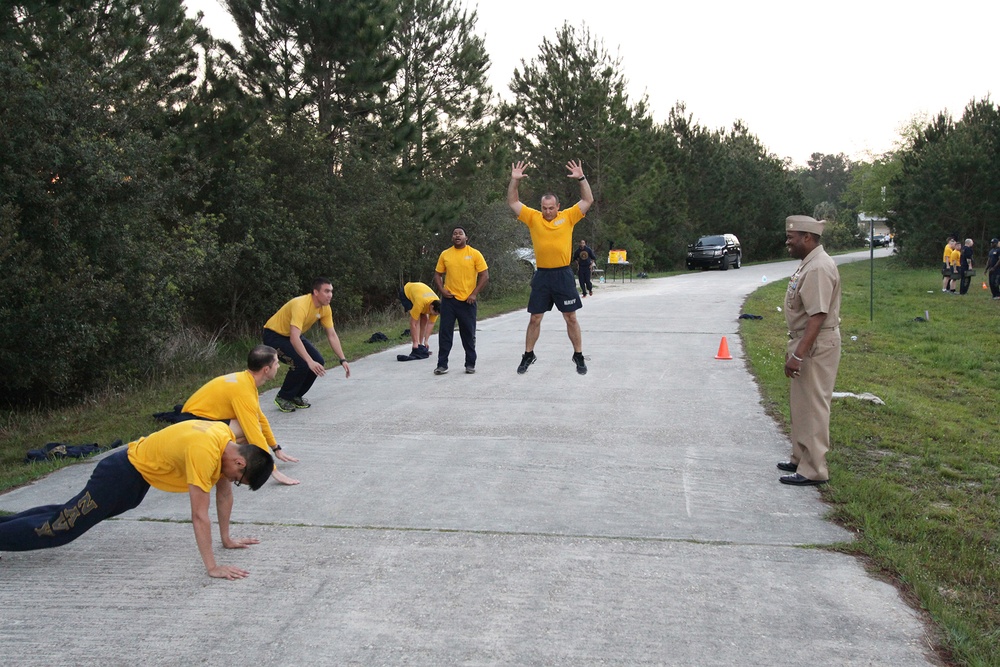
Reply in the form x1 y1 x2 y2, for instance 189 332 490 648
511 161 528 180
565 159 584 180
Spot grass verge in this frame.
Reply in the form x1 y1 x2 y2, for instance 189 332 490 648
740 256 999 667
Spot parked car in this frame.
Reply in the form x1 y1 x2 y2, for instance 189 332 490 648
513 247 536 269
686 234 742 270
865 234 890 247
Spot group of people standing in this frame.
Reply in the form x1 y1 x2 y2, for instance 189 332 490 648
941 236 977 295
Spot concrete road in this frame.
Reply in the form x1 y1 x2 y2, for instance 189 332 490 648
1 248 937 666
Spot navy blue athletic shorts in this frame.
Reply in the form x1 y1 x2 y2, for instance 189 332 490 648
398 286 413 312
527 266 582 314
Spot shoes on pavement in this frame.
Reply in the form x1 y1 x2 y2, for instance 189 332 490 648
573 352 587 375
776 461 798 473
274 397 296 413
434 366 449 375
465 366 476 374
779 473 827 486
589 291 593 296
517 351 536 374
413 346 430 359
290 396 311 409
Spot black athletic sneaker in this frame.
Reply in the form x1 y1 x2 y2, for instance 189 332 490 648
572 352 587 375
434 366 449 375
517 351 536 374
274 397 296 413
290 396 311 409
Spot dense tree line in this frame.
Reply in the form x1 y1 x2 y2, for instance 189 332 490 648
797 99 1000 263
888 99 1000 264
20 2 990 405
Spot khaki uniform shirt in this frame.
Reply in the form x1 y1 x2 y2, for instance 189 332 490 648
785 245 841 335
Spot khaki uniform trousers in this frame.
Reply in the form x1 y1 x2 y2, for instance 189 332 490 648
786 329 841 480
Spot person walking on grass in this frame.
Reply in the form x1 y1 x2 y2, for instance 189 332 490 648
958 238 975 295
985 238 1000 300
949 240 962 293
507 159 594 375
263 277 351 412
433 227 489 375
941 236 956 292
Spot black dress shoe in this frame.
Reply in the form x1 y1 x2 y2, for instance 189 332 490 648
776 461 798 472
779 473 827 486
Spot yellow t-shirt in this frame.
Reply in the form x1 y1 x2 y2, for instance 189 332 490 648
127 420 233 493
182 370 277 450
403 282 439 322
518 204 586 268
943 244 953 265
435 246 488 301
264 293 334 336
950 248 961 268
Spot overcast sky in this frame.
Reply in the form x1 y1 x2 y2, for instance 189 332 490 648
184 0 999 167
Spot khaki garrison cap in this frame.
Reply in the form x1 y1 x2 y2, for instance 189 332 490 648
785 215 825 236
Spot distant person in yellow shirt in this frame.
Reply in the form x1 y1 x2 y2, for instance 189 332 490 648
263 277 351 412
949 240 962 294
942 236 956 292
0 421 273 580
507 159 594 375
182 345 301 485
433 227 489 374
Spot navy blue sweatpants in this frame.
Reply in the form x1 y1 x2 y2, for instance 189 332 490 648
437 297 477 370
263 328 324 400
0 449 150 551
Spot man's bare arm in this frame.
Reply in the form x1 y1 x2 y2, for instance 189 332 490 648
189 485 249 580
507 161 527 216
566 159 594 214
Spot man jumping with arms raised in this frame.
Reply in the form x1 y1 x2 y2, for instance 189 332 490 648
507 159 594 375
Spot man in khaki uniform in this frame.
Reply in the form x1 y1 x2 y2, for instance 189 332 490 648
778 215 842 486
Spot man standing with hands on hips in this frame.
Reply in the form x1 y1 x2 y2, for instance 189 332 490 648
778 215 842 486
507 159 594 375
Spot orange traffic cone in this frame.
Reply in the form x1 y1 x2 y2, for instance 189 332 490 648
983 282 988 290
715 337 732 360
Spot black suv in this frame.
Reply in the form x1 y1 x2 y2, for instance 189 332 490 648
686 234 742 270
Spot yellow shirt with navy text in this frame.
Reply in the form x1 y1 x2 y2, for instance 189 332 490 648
127 420 233 493
518 204 585 268
182 370 277 450
264 293 334 336
435 246 488 301
403 282 440 322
